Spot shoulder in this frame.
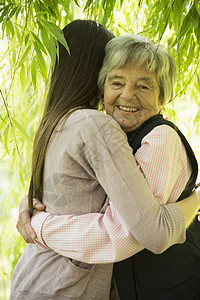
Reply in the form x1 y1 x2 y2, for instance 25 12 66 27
64 109 116 126
66 109 125 137
143 124 182 146
149 124 179 137
57 109 128 151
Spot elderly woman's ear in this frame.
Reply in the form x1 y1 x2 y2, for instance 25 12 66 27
97 96 105 111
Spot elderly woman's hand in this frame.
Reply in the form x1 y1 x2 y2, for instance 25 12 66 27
16 195 46 243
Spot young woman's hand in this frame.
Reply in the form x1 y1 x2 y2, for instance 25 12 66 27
16 195 45 243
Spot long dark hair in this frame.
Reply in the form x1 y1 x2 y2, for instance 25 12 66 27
28 20 114 213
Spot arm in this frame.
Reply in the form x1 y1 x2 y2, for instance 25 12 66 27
134 124 199 229
31 188 200 264
135 125 199 229
16 195 145 261
31 200 144 263
134 125 192 205
176 191 200 228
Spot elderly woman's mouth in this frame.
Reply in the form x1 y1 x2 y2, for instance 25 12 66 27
117 105 138 112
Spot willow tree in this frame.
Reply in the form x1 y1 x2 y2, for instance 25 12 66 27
0 0 199 298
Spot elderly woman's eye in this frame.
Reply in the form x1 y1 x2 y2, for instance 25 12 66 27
112 81 123 86
139 85 149 90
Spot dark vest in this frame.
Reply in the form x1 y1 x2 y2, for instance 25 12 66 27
114 114 200 300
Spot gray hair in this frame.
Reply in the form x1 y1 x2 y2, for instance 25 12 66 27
98 34 177 105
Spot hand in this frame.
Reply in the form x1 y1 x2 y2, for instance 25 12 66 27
32 207 45 218
16 195 45 243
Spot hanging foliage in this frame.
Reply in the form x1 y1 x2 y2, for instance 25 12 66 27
0 1 199 298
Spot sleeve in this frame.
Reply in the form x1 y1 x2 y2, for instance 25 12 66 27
31 201 144 264
32 113 186 259
134 125 192 204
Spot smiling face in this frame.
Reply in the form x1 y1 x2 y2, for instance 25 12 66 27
104 64 161 132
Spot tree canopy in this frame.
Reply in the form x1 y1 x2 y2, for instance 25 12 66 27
0 1 200 298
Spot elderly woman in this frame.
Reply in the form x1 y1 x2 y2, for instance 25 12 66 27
14 31 200 300
99 35 200 300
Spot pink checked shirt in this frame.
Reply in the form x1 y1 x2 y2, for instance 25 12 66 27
32 123 191 264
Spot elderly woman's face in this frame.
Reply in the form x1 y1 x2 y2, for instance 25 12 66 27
104 64 161 132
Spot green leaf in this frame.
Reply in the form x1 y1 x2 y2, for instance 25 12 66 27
14 5 22 20
12 49 16 65
179 5 194 40
31 31 47 55
17 44 31 69
0 115 8 131
11 118 30 141
3 125 10 154
195 0 200 16
42 0 59 19
83 0 93 11
1 19 6 37
194 110 200 126
194 27 200 45
196 73 200 89
185 39 194 69
20 64 26 92
40 19 70 54
0 5 10 23
31 56 37 91
74 0 80 7
172 0 183 37
25 33 30 46
192 9 199 28
84 0 92 11
15 24 22 43
33 41 47 77
8 5 19 20
49 37 57 69
6 19 14 38
38 21 50 53
101 12 107 26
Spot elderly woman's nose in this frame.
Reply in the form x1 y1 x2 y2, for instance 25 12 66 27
121 86 134 99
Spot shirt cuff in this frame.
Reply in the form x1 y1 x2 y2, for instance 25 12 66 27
31 212 52 249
